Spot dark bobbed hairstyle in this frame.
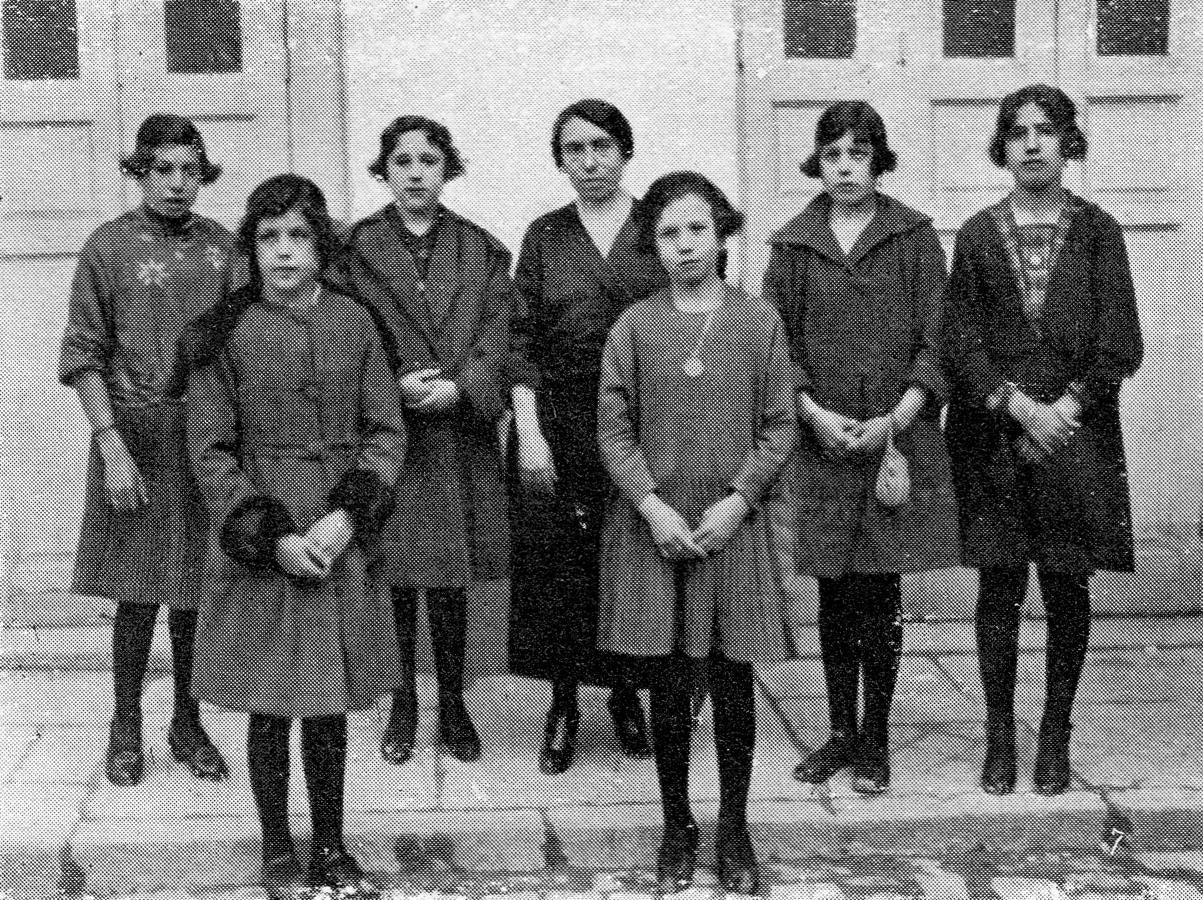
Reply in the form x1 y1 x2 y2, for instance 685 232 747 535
550 99 635 167
635 171 744 278
119 113 221 183
988 84 1087 167
368 115 465 181
236 174 341 289
801 101 897 178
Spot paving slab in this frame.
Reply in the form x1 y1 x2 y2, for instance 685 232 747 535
0 789 88 900
1106 789 1203 852
8 724 107 785
0 670 115 727
0 727 38 783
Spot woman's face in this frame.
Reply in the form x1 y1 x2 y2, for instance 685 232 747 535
140 144 203 219
1003 102 1067 191
558 116 626 203
254 207 321 300
654 193 720 287
384 129 448 214
818 131 876 210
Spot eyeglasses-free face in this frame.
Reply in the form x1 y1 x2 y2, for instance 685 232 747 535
139 144 203 219
1003 102 1067 191
654 193 721 287
818 131 877 210
254 207 321 301
384 130 449 216
557 116 627 204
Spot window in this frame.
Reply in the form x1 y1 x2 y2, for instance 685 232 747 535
2 0 78 79
783 0 856 59
943 0 1015 57
1097 0 1169 55
164 0 241 73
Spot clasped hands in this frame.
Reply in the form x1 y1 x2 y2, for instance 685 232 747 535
275 509 354 581
398 367 461 413
638 492 750 561
808 405 894 460
1008 392 1082 462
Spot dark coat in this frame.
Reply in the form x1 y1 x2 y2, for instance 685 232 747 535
941 195 1144 573
344 205 513 588
763 193 962 578
504 203 668 681
185 287 406 717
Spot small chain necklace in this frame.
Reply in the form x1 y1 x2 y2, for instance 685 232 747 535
682 307 718 378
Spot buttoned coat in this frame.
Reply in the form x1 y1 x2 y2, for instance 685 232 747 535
941 196 1143 573
344 205 514 587
763 193 962 578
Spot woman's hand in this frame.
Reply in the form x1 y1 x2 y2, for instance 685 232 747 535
692 493 750 555
398 368 441 407
305 509 354 568
846 415 892 456
807 404 858 458
1009 391 1076 456
410 378 461 413
516 423 557 494
96 429 148 511
638 494 705 561
275 533 329 580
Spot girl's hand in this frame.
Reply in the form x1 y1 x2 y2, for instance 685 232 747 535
410 378 460 413
692 493 749 555
516 424 557 494
305 509 354 567
275 533 329 580
638 494 706 560
1009 392 1075 456
846 415 892 456
808 405 858 458
96 429 149 511
398 368 441 406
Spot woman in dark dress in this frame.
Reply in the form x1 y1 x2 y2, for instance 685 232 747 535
763 102 961 794
506 99 663 774
942 85 1143 795
59 114 231 787
345 116 514 765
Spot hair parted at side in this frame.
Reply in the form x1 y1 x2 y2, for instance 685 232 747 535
368 115 465 181
801 101 897 178
634 171 744 263
551 98 635 167
988 83 1088 167
237 174 341 288
119 113 221 182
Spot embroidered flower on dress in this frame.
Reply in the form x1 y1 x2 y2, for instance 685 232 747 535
136 259 169 288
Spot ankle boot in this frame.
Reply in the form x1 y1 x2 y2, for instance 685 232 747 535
608 688 651 759
793 728 858 783
438 693 480 762
381 686 418 765
656 818 699 894
1033 721 1073 795
851 733 890 794
981 718 1017 795
715 820 759 894
539 701 579 775
106 709 144 787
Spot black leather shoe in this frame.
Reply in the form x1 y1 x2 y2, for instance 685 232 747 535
381 692 418 765
1033 721 1073 795
656 820 699 895
608 692 652 759
106 715 144 787
167 713 229 782
539 704 580 775
981 721 1017 795
851 736 890 794
439 696 481 762
715 822 760 895
261 851 307 900
793 729 858 783
308 845 380 897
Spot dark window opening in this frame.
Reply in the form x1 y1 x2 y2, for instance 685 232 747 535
3 0 78 80
1098 0 1169 55
783 0 856 59
943 0 1015 57
164 0 241 73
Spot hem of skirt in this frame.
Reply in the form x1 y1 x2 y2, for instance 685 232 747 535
194 693 388 717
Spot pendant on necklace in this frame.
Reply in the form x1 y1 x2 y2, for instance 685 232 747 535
682 356 704 378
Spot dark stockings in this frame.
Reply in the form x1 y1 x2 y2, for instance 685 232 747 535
977 568 1091 728
112 603 200 724
816 574 902 743
388 589 417 723
427 587 468 701
247 713 348 862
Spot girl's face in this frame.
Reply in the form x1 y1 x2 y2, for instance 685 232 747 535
140 143 203 219
254 207 321 300
654 193 720 287
558 116 626 204
818 131 876 210
1003 102 1066 191
385 129 448 215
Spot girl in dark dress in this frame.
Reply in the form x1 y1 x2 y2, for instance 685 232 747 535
763 102 961 794
942 85 1143 795
58 114 231 787
598 173 799 894
182 175 405 899
345 116 514 765
506 99 662 775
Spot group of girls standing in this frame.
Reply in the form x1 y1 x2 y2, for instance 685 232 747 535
59 82 1143 899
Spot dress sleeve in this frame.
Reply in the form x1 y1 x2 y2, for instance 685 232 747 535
761 245 814 394
941 225 1008 405
597 313 658 505
186 355 296 573
906 224 950 404
505 225 543 392
730 317 799 507
58 235 114 386
453 247 514 422
1076 213 1144 409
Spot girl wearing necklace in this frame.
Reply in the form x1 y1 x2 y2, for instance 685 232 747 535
345 116 515 766
181 175 405 899
943 85 1143 795
597 172 799 895
764 101 961 794
506 99 663 775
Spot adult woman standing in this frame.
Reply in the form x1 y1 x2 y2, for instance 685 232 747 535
763 102 961 793
942 85 1143 795
59 114 231 787
345 115 514 764
506 99 662 774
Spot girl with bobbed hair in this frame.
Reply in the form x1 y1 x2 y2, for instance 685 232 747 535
598 171 799 895
59 112 233 789
943 85 1142 796
764 100 961 794
506 98 661 777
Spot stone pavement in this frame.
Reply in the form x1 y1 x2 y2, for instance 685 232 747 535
2 616 1202 899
